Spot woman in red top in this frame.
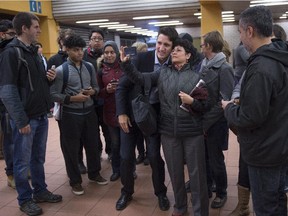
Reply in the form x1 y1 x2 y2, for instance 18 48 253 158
97 41 124 181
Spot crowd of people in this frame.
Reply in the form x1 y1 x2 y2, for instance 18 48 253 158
0 5 288 216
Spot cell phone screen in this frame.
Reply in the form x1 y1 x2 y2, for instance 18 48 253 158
124 47 137 57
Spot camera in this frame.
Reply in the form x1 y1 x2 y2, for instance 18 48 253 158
124 47 137 59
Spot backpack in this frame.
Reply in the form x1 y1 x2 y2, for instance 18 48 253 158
53 61 93 120
61 60 93 93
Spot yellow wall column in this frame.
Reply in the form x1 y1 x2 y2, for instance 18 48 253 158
0 0 59 58
200 1 223 35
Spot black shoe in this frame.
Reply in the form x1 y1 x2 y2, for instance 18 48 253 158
33 190 62 203
211 196 227 208
158 194 170 211
78 162 87 174
143 157 150 166
116 194 132 210
136 154 144 164
110 173 120 181
20 200 43 216
185 180 190 193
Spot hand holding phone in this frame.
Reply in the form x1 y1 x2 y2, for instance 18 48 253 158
124 47 137 59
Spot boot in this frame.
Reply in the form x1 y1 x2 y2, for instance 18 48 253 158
229 185 250 216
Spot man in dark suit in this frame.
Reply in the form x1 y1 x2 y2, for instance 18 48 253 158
115 27 178 211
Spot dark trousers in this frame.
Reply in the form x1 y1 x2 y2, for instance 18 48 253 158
248 164 287 216
78 105 111 163
120 121 167 196
60 110 100 186
206 119 228 198
238 152 250 188
108 126 121 174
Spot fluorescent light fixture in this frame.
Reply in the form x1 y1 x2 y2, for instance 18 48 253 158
222 17 236 20
133 15 169 20
99 24 128 28
223 19 235 23
222 11 234 14
198 16 202 19
108 26 134 29
280 16 287 19
250 0 288 6
76 19 109 24
194 12 201 16
154 22 183 26
149 21 180 25
89 22 119 26
222 14 235 18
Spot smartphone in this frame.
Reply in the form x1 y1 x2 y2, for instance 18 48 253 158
110 79 119 86
124 47 137 58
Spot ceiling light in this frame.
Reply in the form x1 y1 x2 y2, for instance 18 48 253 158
89 22 119 26
280 16 287 19
108 26 134 29
76 19 109 24
99 24 128 28
222 11 234 14
194 12 201 16
250 0 288 6
223 19 235 23
154 22 183 26
149 21 180 25
222 14 235 18
133 15 169 20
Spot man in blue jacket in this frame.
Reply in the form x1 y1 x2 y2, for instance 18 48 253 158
115 27 178 211
0 12 62 216
222 6 288 215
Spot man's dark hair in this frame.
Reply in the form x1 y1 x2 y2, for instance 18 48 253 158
273 24 287 41
157 27 178 45
89 28 104 40
0 19 13 32
64 34 86 48
203 30 224 53
239 6 273 38
173 38 197 63
12 12 39 36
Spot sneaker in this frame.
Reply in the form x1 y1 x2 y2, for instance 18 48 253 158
211 196 227 208
33 190 62 203
78 162 87 174
7 175 16 189
89 174 108 185
20 200 42 216
72 184 84 196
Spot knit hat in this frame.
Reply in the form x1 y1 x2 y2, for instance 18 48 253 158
103 41 120 62
179 33 193 44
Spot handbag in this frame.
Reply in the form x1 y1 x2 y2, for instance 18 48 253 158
132 75 157 136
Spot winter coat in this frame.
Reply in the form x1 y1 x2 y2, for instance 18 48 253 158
98 60 124 127
0 38 51 129
224 41 288 167
121 62 210 137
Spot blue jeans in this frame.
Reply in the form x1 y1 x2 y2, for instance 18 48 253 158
11 116 48 205
248 165 287 216
1 112 14 176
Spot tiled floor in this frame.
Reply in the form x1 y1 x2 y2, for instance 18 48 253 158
0 118 255 216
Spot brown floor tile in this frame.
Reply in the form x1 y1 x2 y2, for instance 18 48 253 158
0 118 255 216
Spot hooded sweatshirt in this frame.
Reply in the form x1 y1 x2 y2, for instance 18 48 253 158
224 40 288 167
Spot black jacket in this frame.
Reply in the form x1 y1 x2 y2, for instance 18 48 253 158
0 38 51 129
47 50 68 69
224 41 288 167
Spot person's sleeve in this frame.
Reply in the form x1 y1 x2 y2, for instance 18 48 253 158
50 66 70 104
115 74 133 116
225 67 272 129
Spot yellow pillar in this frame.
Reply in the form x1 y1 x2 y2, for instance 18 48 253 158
200 1 223 35
0 0 58 58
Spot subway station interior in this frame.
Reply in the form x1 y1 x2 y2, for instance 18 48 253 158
0 1 288 216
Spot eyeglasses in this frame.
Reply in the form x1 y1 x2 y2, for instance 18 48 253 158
200 43 206 48
90 37 103 42
5 32 16 37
